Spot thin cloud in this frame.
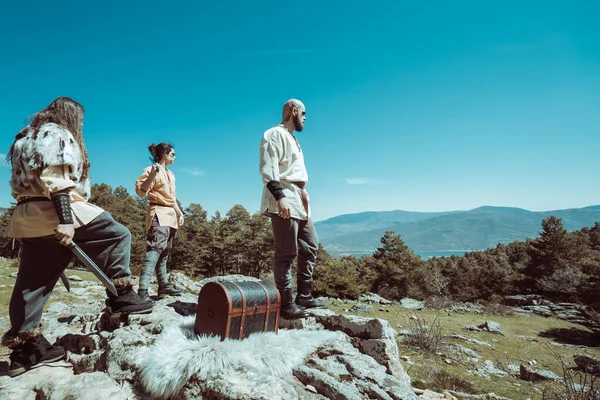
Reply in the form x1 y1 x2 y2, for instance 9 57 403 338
346 178 388 185
0 153 8 167
182 168 205 177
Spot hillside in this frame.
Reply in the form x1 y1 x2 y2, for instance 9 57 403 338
315 205 600 255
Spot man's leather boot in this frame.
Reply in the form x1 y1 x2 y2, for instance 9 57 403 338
280 289 308 319
295 281 325 309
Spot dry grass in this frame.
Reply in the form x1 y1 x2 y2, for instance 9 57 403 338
412 363 476 393
540 346 600 400
402 315 446 353
327 301 600 399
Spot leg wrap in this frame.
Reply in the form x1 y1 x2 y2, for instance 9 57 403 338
2 328 42 349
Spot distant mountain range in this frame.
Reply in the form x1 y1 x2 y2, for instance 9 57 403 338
314 205 600 256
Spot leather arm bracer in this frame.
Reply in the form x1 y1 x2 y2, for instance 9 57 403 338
266 180 285 201
51 193 74 224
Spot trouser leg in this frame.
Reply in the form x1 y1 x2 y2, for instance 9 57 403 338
296 220 319 299
138 216 170 290
9 237 72 335
155 227 175 288
271 216 299 297
74 211 132 282
271 216 308 319
139 252 159 290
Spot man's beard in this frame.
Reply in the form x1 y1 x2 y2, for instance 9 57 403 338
293 115 303 132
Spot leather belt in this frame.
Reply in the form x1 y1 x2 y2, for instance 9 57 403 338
149 203 172 207
17 197 51 206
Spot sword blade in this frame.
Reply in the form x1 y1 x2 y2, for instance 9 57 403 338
68 243 118 296
60 273 71 292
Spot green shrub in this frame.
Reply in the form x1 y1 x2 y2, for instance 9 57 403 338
313 258 367 299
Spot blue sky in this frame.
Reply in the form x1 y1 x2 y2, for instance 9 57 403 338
0 1 598 221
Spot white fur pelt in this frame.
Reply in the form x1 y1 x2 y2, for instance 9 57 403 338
138 316 339 399
9 122 90 199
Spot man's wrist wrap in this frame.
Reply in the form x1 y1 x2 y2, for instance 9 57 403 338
51 193 74 224
266 180 285 201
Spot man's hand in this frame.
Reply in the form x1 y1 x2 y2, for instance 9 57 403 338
55 224 75 246
152 163 161 174
277 198 291 219
178 215 184 226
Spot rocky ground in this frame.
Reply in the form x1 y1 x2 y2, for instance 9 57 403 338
1 271 599 399
0 273 452 400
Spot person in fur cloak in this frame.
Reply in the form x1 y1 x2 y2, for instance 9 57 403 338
2 96 153 377
134 143 184 301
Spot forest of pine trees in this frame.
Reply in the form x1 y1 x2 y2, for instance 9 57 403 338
1 183 599 312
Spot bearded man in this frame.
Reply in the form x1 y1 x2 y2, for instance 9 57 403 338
259 99 324 320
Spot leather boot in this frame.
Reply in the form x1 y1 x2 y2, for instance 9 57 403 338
137 289 153 302
8 333 66 377
280 289 308 320
106 278 153 315
295 281 325 309
158 284 183 299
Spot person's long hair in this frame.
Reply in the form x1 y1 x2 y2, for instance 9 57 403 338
8 97 89 181
149 143 174 163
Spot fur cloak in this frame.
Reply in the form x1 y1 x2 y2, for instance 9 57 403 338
9 122 90 199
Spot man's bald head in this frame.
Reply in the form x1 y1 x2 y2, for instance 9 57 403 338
282 99 306 132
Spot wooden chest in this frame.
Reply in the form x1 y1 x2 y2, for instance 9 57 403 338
194 280 280 340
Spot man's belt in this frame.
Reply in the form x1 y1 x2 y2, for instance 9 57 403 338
290 181 306 189
17 197 51 206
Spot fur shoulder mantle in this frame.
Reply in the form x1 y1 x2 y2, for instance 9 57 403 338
10 122 91 199
15 122 81 171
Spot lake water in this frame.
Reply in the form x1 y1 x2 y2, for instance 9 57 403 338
415 250 472 259
345 250 474 259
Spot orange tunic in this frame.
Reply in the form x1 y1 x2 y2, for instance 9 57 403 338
135 166 179 231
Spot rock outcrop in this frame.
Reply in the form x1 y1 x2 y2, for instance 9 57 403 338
0 274 419 399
